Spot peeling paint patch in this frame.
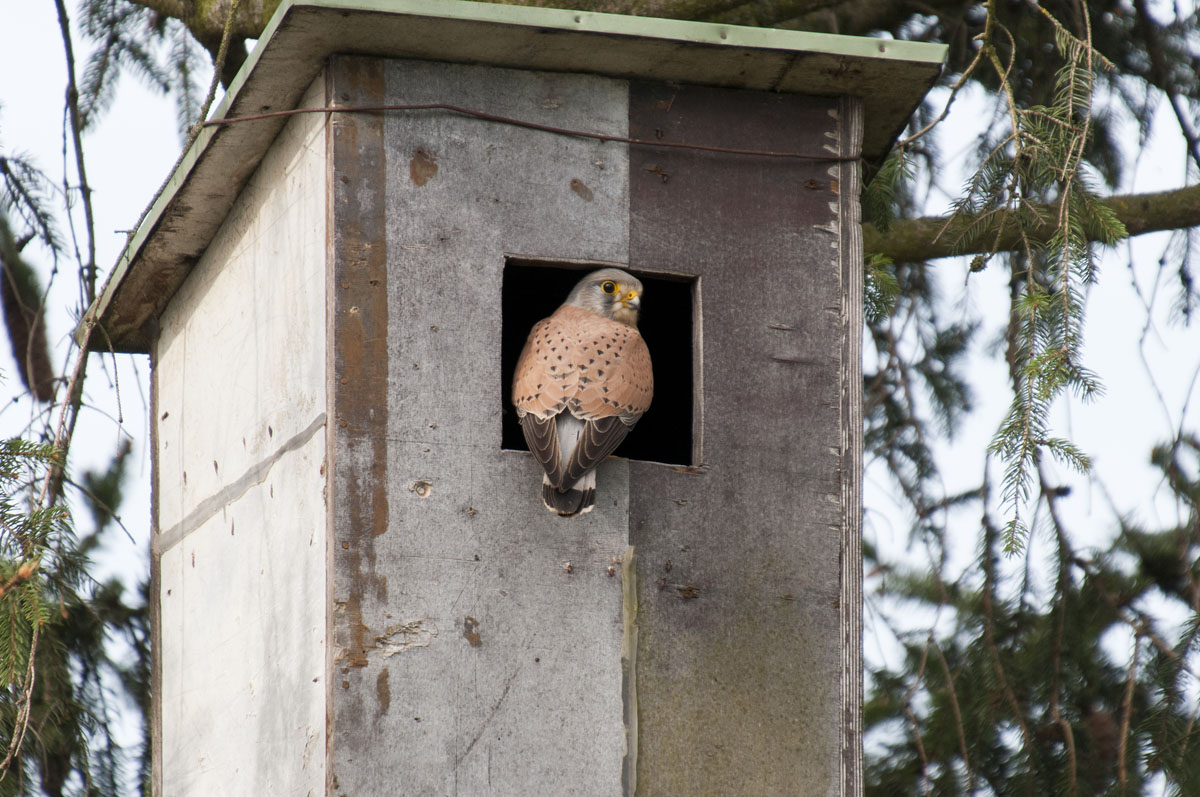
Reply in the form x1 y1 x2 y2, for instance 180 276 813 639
332 613 439 666
302 724 320 770
375 619 439 656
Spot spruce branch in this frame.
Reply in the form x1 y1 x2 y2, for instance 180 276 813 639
1132 0 1200 172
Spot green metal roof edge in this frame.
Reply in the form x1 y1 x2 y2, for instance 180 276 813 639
78 0 947 349
282 0 947 65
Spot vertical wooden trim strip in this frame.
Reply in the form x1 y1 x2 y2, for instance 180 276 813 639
325 55 389 795
620 544 639 796
149 339 164 797
690 277 704 467
838 95 866 797
323 65 336 797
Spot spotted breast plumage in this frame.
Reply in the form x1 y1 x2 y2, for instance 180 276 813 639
512 268 654 516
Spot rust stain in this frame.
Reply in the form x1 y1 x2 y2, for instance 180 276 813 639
331 56 389 677
676 584 701 600
376 668 391 714
410 147 438 186
645 164 670 183
569 178 594 202
463 616 482 647
410 479 432 498
343 609 370 669
829 179 840 195
803 179 825 190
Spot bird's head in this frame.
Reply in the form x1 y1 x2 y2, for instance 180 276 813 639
565 268 644 327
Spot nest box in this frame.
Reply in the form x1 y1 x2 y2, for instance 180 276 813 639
81 1 944 794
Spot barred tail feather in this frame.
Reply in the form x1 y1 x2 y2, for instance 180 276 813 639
541 470 596 517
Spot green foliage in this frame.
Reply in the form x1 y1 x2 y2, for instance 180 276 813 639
77 0 206 140
864 255 900 325
0 438 65 788
0 212 55 402
0 434 145 796
1 4 157 792
927 8 1123 552
865 434 1200 795
863 153 911 324
863 152 912 236
863 3 1200 793
77 0 170 131
0 158 60 256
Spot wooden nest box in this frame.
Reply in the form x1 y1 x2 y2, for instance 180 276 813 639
81 1 944 794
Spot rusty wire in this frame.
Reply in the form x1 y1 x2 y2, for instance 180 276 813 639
201 103 860 162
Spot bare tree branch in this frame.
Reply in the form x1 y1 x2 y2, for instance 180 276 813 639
865 183 1200 262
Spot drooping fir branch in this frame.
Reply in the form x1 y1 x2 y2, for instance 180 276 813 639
0 214 55 402
917 2 1120 552
77 0 172 132
0 439 67 780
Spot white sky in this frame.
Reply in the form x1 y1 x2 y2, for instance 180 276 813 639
0 4 192 782
1 4 202 585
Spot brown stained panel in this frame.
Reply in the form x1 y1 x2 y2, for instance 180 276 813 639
628 82 849 795
326 55 389 787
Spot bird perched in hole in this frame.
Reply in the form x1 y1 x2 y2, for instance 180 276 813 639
512 268 654 516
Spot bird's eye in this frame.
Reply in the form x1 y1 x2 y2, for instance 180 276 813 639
602 281 617 294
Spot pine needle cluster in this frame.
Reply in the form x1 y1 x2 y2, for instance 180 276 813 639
947 7 1126 554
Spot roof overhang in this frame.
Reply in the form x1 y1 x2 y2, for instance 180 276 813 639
80 0 947 352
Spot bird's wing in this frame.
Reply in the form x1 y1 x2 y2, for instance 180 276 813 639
513 310 581 486
560 308 654 485
560 416 635 487
518 413 563 485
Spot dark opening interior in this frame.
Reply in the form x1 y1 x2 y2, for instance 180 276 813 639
501 259 695 467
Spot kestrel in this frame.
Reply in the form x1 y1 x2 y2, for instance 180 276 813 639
512 268 654 516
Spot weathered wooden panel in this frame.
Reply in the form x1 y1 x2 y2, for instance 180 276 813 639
157 434 326 795
155 75 329 540
626 82 851 796
327 57 634 794
152 74 328 797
